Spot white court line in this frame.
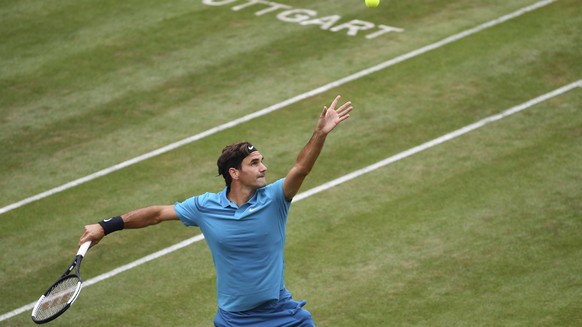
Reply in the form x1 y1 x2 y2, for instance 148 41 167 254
1 81 579 323
294 80 582 202
0 0 556 216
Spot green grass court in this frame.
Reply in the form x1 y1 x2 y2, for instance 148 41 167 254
1 0 581 326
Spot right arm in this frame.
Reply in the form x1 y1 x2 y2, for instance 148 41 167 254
79 205 178 247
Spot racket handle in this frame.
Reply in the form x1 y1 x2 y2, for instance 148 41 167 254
77 241 92 257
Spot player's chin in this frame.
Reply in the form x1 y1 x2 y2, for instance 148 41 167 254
257 177 267 187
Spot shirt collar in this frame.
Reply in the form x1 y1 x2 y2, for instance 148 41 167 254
219 187 259 208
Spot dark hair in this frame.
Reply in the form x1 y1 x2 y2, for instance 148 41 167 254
217 141 258 187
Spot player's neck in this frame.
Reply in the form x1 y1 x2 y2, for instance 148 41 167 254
227 183 256 206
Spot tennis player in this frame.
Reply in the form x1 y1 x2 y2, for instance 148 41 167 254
79 95 353 326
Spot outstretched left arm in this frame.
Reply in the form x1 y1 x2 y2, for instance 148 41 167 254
283 95 353 201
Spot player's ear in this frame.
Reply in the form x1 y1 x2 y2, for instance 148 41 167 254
229 167 239 180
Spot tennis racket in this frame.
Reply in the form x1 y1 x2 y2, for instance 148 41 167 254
31 241 92 324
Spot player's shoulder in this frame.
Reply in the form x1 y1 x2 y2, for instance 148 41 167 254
198 188 227 205
258 178 287 201
178 187 226 208
262 178 285 191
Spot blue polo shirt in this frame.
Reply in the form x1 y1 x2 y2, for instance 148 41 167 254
174 178 291 312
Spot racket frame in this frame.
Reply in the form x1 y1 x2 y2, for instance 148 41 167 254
31 241 91 324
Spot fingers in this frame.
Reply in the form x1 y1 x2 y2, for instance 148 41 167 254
337 101 353 115
79 224 104 248
325 95 353 123
329 95 341 110
329 95 352 113
79 232 91 247
334 101 353 123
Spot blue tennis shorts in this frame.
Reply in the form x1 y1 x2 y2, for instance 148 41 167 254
214 289 315 327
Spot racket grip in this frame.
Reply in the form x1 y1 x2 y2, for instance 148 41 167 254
77 241 92 257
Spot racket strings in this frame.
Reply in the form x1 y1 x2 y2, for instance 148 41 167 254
34 277 80 320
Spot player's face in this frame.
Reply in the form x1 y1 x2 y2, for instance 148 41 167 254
238 151 267 188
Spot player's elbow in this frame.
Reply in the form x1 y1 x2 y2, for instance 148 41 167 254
151 205 177 225
292 164 311 177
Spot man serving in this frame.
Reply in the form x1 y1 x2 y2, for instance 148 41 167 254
80 95 353 326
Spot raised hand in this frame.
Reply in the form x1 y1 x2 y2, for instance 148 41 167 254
316 95 353 135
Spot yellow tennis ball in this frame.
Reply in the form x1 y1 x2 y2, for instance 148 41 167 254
365 0 380 8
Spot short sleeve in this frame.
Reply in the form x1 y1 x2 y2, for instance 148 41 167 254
174 195 203 227
269 178 291 205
